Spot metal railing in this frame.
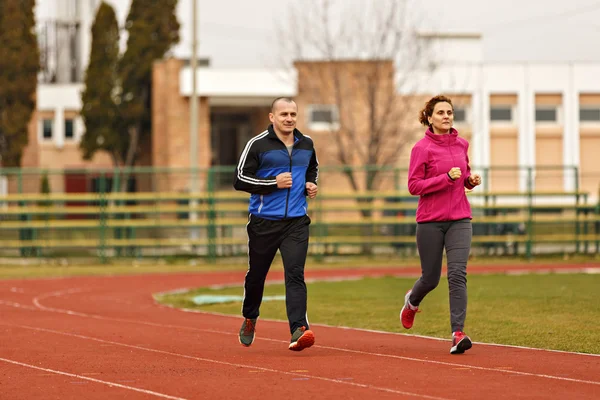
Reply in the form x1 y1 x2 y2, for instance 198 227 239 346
0 165 598 262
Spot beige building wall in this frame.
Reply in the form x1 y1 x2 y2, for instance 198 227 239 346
579 94 600 197
580 131 600 197
20 111 40 169
11 109 113 194
489 94 519 191
152 58 211 193
535 94 563 191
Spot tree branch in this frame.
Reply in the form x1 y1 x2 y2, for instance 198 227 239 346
275 0 435 192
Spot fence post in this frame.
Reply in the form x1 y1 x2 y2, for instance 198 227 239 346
525 167 533 259
207 167 217 262
17 169 35 257
482 167 490 193
112 168 122 257
573 166 586 254
98 173 108 264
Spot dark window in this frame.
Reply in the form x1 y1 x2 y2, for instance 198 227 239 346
42 119 53 139
311 109 335 123
490 107 512 121
535 108 557 122
453 108 467 122
580 108 600 121
65 119 74 139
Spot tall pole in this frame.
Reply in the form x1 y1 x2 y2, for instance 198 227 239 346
190 0 199 241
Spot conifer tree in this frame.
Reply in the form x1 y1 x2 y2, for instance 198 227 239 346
79 1 121 165
80 0 180 183
117 0 180 171
0 0 39 167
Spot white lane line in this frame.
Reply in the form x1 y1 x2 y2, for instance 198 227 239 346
0 300 38 311
11 289 600 386
1 323 450 400
33 288 89 314
0 357 187 400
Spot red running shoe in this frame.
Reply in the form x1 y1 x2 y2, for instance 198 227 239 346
400 290 419 329
450 331 473 354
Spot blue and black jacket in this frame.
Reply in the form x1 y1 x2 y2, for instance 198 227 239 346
234 124 319 220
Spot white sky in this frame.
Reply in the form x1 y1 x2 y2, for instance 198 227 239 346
37 0 600 68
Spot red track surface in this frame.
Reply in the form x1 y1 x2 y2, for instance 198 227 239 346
1 263 599 399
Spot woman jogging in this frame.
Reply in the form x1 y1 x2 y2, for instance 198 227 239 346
400 95 482 354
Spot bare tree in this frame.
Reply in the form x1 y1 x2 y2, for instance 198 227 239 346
275 0 434 196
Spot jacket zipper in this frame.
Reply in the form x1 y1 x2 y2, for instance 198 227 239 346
448 140 455 220
284 143 294 218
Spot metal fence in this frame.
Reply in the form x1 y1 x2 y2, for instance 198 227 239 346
0 165 598 263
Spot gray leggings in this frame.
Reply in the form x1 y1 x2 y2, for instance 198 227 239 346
408 219 472 333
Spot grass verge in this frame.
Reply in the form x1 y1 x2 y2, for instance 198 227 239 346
156 273 600 354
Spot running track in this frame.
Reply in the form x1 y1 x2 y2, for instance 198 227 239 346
1 264 599 399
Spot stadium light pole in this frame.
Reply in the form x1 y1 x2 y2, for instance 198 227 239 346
189 0 199 242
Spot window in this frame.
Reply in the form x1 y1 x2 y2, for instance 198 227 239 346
42 119 53 139
490 106 513 122
307 105 339 131
535 107 558 122
65 119 74 139
312 109 334 123
453 107 467 123
580 107 600 122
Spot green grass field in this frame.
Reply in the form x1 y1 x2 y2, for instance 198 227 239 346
156 273 600 354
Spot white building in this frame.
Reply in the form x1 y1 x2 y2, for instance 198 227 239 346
415 33 600 196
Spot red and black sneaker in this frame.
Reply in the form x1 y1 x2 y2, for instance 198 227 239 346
450 331 472 354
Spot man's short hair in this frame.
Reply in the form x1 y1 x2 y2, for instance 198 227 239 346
271 97 295 112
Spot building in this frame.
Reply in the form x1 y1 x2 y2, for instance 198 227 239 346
416 33 600 196
152 33 600 198
11 1 600 200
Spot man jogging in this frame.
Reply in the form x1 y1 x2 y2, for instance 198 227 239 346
234 97 319 351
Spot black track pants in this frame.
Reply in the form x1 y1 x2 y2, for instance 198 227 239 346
242 214 311 334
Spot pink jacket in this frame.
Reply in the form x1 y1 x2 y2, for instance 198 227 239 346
408 128 475 223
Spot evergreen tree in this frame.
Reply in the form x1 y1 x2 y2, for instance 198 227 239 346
79 1 121 165
0 0 39 167
80 0 180 189
117 0 180 171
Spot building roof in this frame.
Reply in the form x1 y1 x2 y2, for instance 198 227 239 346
179 67 297 98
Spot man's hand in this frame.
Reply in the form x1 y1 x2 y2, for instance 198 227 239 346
468 173 482 187
305 182 318 199
276 172 292 189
